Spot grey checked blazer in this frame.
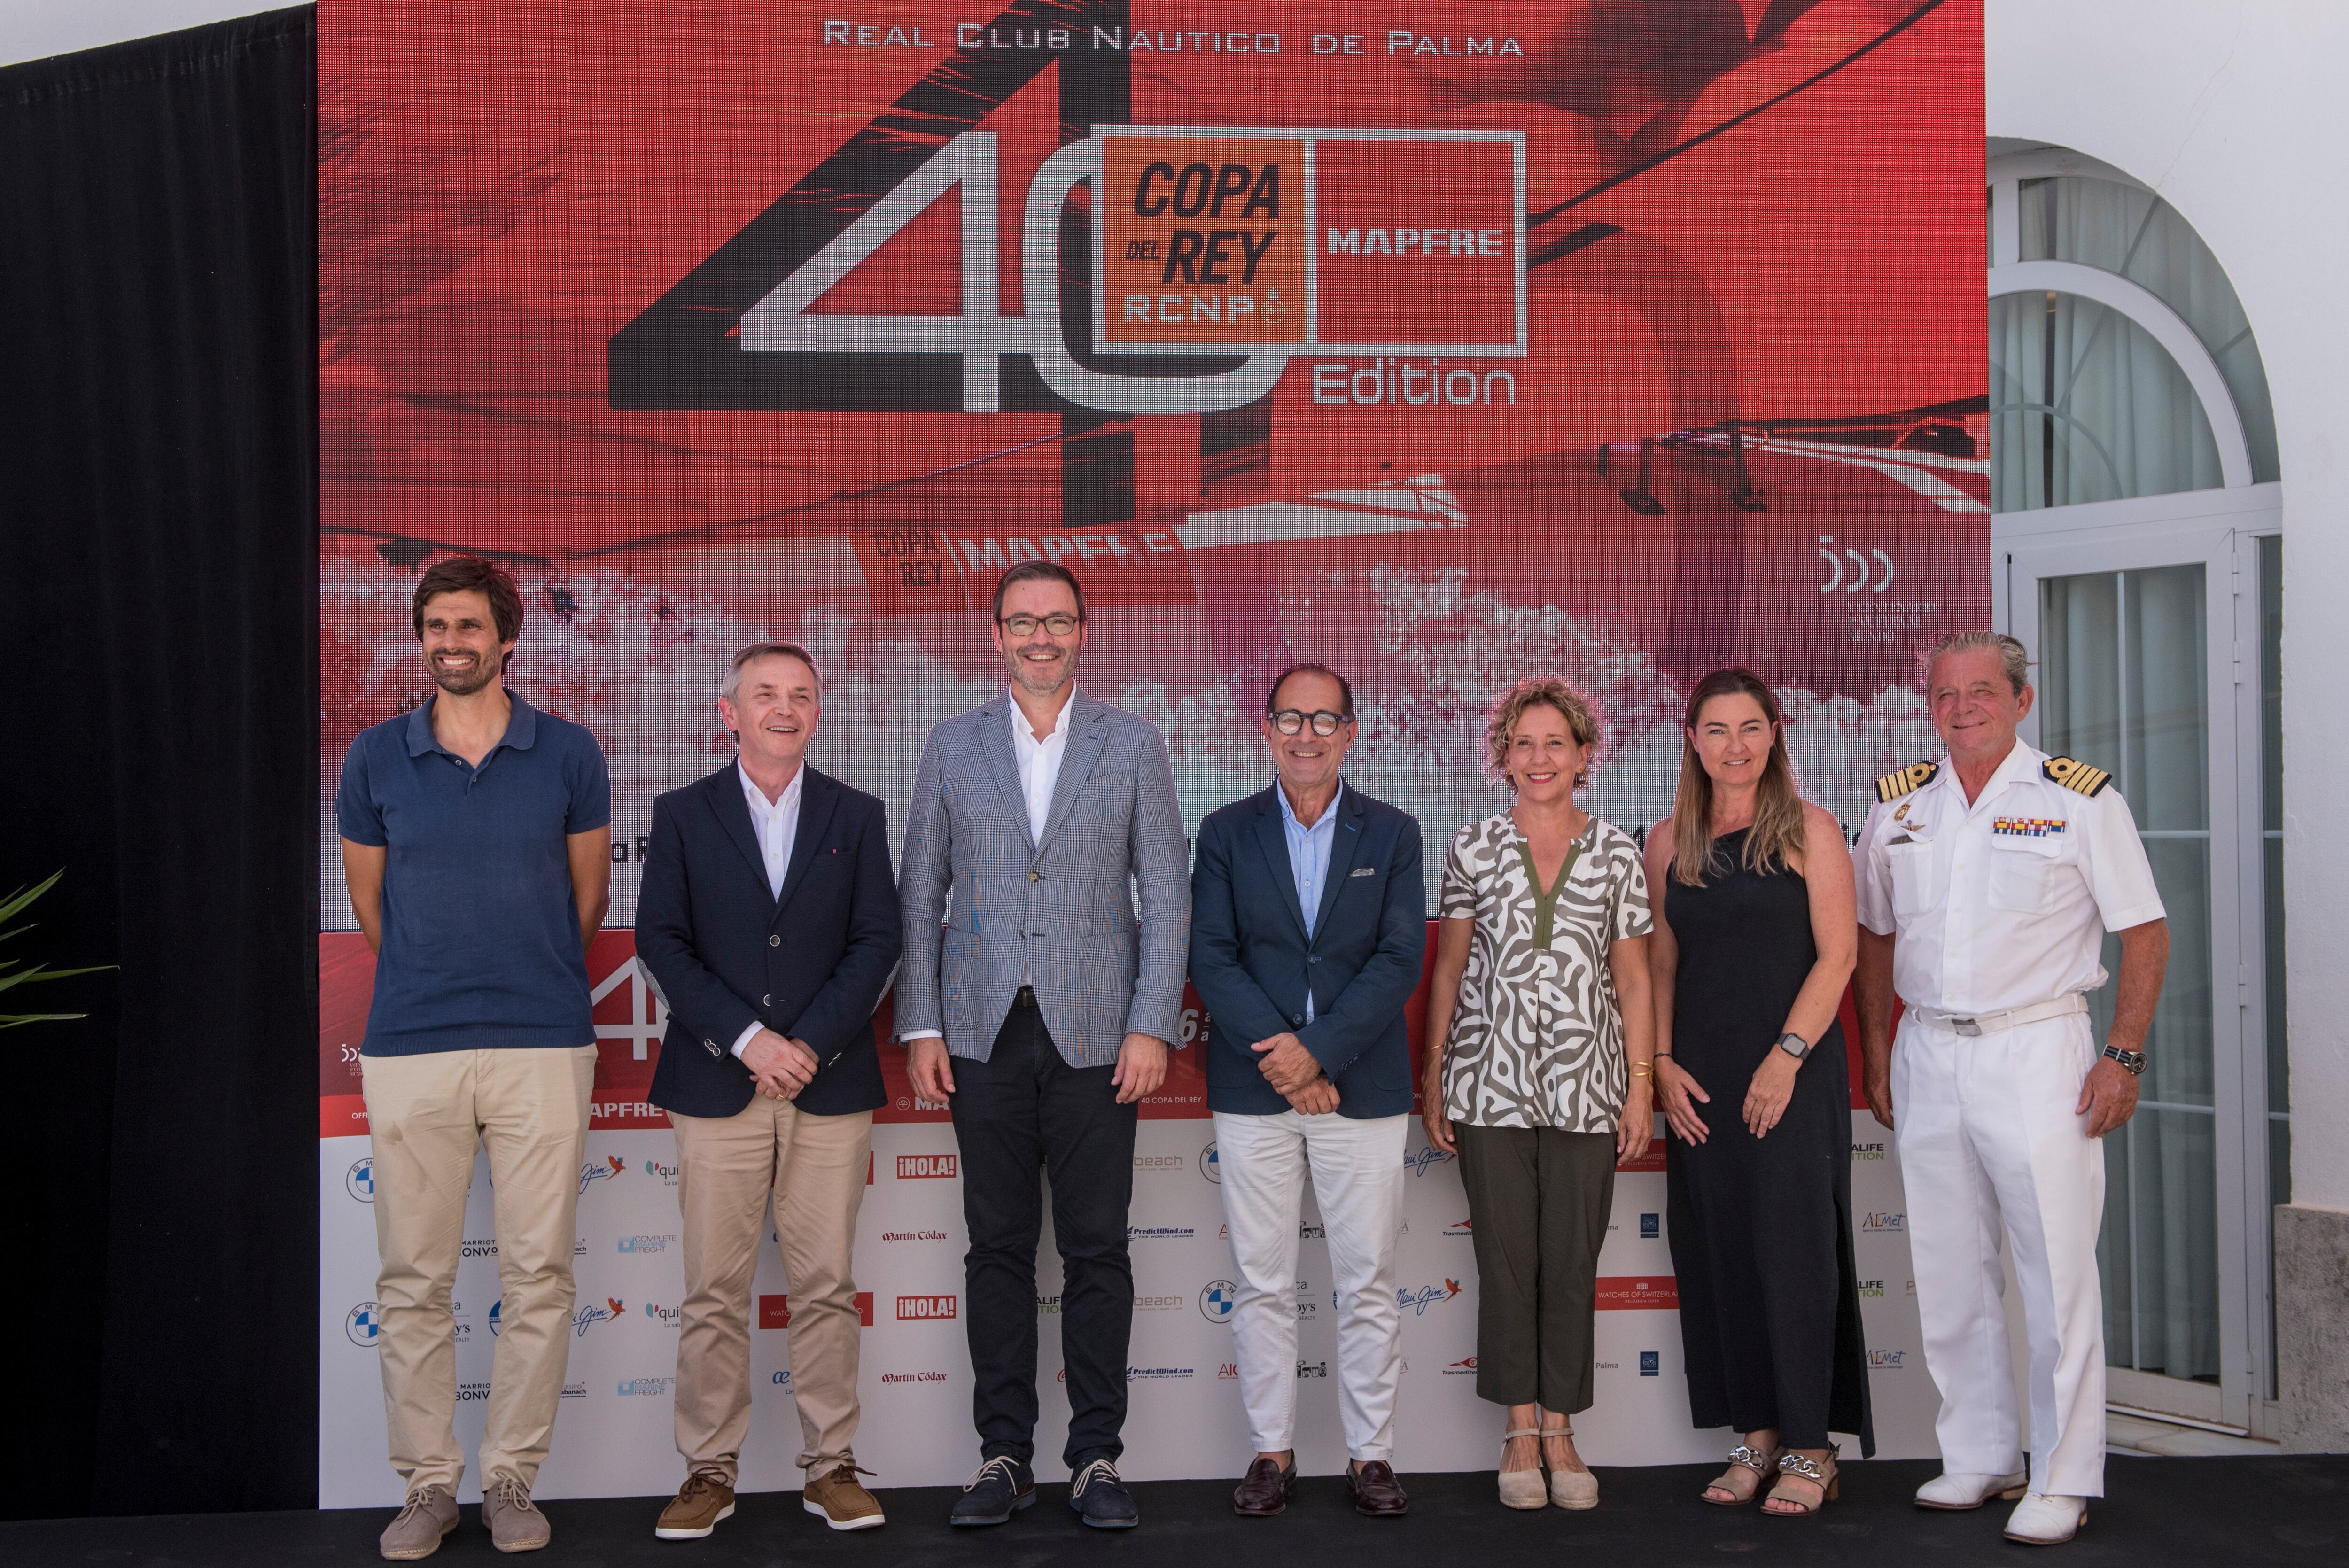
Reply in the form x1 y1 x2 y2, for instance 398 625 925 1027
896 689 1191 1067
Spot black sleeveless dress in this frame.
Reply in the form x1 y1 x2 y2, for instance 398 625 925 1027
1663 829 1873 1454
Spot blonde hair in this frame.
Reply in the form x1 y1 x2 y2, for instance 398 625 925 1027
1483 676 1602 792
1669 668 1808 886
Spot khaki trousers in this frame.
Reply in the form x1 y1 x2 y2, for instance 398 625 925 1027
669 1097 872 1479
361 1044 598 1494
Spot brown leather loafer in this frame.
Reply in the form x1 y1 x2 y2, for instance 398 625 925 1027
1232 1455 1299 1516
1349 1460 1409 1517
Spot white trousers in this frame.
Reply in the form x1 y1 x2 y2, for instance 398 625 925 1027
1894 1011 2107 1497
1213 1109 1408 1462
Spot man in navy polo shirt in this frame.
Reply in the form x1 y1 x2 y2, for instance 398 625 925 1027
336 555 613 1561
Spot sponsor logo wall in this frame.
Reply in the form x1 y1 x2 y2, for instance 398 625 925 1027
319 0 1979 1507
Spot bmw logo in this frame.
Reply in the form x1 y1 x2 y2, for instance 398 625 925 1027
1199 1142 1220 1184
346 1302 382 1347
345 1157 375 1203
1199 1280 1238 1324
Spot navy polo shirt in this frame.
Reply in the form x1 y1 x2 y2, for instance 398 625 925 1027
335 693 612 1055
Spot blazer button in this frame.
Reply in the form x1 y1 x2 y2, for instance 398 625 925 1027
1029 870 1041 881
1308 955 1321 964
769 934 781 947
1292 1015 1305 1026
762 994 771 1007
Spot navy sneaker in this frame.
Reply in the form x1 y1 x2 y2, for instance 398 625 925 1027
949 1456 1036 1527
1069 1459 1140 1530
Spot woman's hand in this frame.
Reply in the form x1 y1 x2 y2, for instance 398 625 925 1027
1744 1050 1802 1138
1656 1056 1711 1145
1421 1061 1456 1154
1617 1075 1655 1162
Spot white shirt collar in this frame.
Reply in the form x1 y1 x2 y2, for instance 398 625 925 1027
740 759 804 820
1008 685 1076 747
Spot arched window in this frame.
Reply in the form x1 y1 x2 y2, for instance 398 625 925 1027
1988 146 2279 512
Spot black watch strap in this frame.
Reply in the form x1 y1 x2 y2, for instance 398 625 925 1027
2100 1043 2147 1075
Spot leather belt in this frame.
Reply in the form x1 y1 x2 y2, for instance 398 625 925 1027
1907 994 2087 1037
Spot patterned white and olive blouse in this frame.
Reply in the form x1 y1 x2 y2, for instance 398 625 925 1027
1437 812 1652 1133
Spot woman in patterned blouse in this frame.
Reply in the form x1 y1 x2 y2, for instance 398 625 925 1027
1421 676 1657 1512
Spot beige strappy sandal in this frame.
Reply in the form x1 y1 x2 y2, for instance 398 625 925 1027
1702 1444 1780 1507
1763 1445 1840 1517
1497 1428 1547 1509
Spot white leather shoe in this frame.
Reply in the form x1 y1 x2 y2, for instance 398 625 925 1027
2004 1492 2087 1544
1914 1470 2029 1510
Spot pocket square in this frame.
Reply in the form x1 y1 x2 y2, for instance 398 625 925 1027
1348 865 1377 877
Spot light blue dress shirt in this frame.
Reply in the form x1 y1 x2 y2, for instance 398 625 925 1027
1277 779 1343 1023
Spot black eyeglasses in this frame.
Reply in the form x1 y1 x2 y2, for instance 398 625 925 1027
998 613 1080 637
1268 709 1353 737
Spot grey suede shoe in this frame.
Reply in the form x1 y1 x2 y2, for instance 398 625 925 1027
379 1484 459 1561
482 1473 552 1553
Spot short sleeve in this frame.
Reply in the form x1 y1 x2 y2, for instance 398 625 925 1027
2078 787 2166 931
1609 838 1653 939
334 737 387 847
1855 800 1897 935
565 729 614 835
1439 826 1479 919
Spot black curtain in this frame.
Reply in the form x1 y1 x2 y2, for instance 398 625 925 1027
0 8 319 1518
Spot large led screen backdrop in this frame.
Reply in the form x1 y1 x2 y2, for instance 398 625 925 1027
319 0 1987 1505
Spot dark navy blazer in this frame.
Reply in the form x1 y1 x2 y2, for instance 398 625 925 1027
1188 783 1425 1119
638 762 899 1119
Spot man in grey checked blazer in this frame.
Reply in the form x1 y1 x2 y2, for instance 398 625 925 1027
897 561 1191 1531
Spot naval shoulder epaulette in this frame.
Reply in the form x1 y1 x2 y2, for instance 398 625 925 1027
1873 760 1938 803
2042 755 2113 797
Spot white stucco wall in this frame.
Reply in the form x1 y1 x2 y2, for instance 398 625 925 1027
1988 0 2349 1210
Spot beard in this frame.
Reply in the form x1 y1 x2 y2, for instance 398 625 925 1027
429 651 498 697
1005 644 1079 697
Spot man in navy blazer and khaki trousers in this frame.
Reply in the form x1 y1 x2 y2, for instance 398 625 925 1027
1189 663 1426 1520
636 643 901 1542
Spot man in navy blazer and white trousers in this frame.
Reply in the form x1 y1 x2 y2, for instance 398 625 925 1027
636 643 901 1542
897 561 1191 1532
1189 663 1426 1520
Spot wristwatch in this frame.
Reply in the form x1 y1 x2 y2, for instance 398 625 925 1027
2100 1044 2147 1076
1776 1032 1812 1061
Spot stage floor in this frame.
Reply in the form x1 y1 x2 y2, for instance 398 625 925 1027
3 1457 2341 1566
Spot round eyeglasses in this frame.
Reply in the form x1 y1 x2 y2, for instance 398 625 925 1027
1269 709 1352 737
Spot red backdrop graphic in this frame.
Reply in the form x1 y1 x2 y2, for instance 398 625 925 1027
319 0 1982 1109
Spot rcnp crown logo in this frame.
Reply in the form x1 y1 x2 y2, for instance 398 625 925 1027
1199 1280 1239 1323
345 1157 374 1203
346 1302 381 1348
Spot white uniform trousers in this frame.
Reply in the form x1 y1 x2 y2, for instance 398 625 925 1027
1893 1010 2107 1497
1213 1109 1408 1462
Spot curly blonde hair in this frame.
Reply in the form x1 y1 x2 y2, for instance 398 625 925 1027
1483 676 1602 792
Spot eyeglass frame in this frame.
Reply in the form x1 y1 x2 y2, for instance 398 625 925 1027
1266 708 1355 737
995 612 1083 637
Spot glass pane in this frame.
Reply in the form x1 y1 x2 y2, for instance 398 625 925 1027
2019 174 2280 483
2038 564 2220 1381
2258 533 2286 1398
1990 292 2224 512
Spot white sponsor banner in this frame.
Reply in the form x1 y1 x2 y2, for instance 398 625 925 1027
320 1112 1934 1507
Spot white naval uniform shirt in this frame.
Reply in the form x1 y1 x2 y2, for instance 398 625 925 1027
728 761 803 1059
1855 741 2166 1015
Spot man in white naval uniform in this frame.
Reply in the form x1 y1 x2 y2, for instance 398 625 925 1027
1854 631 2168 1547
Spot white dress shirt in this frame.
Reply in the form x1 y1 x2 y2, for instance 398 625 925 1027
903 688 1076 1043
730 761 803 1058
1855 740 2165 1015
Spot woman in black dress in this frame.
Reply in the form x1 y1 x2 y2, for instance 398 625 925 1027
1641 668 1871 1516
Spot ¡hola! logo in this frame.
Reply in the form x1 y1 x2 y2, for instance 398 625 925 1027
897 1153 957 1180
896 1295 957 1322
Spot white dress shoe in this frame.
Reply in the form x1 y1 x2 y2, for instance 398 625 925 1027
1913 1470 2029 1510
2003 1492 2088 1545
